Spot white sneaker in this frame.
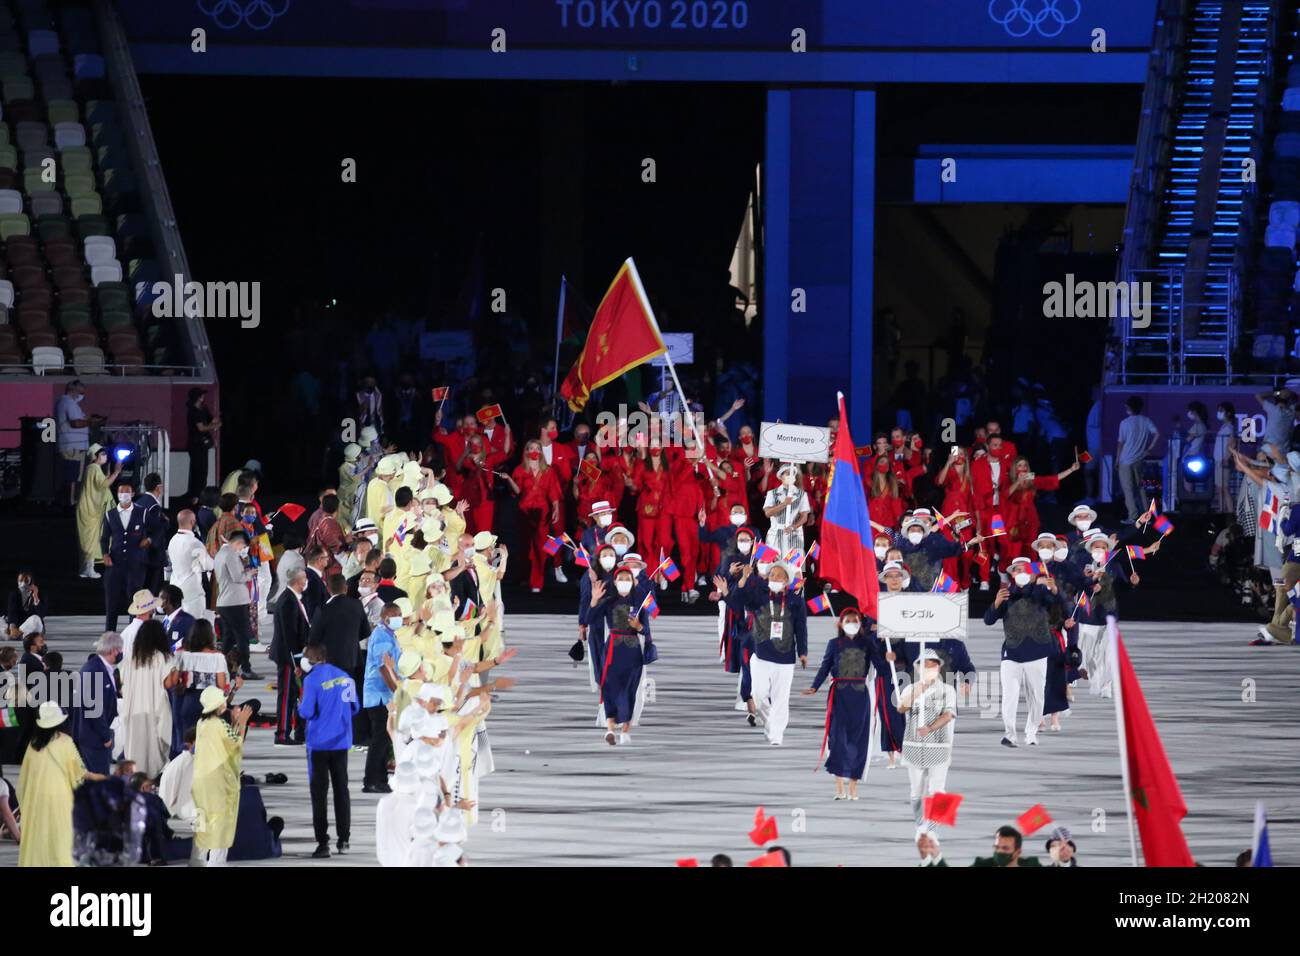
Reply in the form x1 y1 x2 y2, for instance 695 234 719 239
618 732 631 745
979 581 990 592
531 587 541 594
769 740 782 747
604 730 617 746
687 589 700 604
732 699 749 712
554 567 568 584
80 566 101 579
658 578 668 591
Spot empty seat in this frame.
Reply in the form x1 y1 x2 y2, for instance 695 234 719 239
90 261 120 287
27 30 58 57
0 279 12 308
9 263 43 289
83 236 114 264
4 234 38 263
71 344 104 374
29 191 61 217
0 212 29 238
1266 223 1297 250
1271 201 1300 228
2 77 33 101
35 214 69 240
30 343 63 374
14 121 47 150
0 188 20 213
73 54 103 81
70 193 100 218
53 122 84 148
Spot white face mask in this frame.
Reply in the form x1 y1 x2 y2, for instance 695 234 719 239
757 561 773 576
781 474 796 486
612 542 630 556
118 493 132 505
1216 410 1226 422
614 579 633 596
874 545 887 560
359 585 375 596
462 548 476 560
907 531 924 545
729 512 746 526
768 578 786 593
1053 547 1068 562
1090 550 1107 566
842 622 861 636
1074 518 1092 531
386 616 403 630
1013 572 1031 588
737 539 753 555
597 514 613 528
1036 548 1055 562
599 554 617 571
366 534 379 547
237 546 250 558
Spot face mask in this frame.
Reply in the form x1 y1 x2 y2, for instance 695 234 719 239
891 437 904 448
1046 547 1065 562
118 493 132 504
729 512 746 526
1013 572 1031 588
1074 518 1092 531
842 622 861 636
1036 548 1055 562
597 514 613 527
359 585 375 596
238 546 250 558
907 531 924 545
599 554 617 571
1187 411 1196 421
768 578 786 594
1216 410 1226 422
612 542 629 557
576 433 590 445
526 450 541 460
737 539 753 555
876 461 890 474
386 616 404 630
993 852 1014 867
366 533 380 547
614 579 633 596
547 427 558 439
462 548 476 560
781 474 796 486
874 545 887 560
1090 551 1108 566
757 561 773 576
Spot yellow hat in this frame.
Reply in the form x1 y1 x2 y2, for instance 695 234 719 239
397 650 424 678
375 455 399 476
431 484 453 506
200 686 227 714
395 596 415 619
472 531 496 551
402 461 422 489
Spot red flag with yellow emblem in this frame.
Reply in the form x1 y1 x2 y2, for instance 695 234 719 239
559 258 667 412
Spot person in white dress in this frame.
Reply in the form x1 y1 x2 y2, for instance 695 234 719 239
762 462 811 557
167 511 214 620
119 619 181 777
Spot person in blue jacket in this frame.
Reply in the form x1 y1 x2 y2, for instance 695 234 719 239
297 643 360 858
578 543 619 691
897 512 965 592
802 605 888 798
719 561 807 746
706 524 759 715
983 559 1056 748
587 565 656 746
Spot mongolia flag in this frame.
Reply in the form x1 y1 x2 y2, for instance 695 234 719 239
1126 545 1146 561
656 556 682 582
806 593 831 614
819 393 880 619
638 591 660 620
783 549 804 566
543 535 562 556
1153 514 1174 536
1077 591 1092 617
1028 561 1047 576
559 258 668 412
931 570 958 594
1252 802 1273 867
989 513 1006 535
1115 632 1196 866
807 542 821 561
574 545 591 569
753 542 780 564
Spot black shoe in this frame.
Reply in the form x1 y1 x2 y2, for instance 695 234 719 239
337 840 349 854
273 739 304 747
312 844 330 859
746 714 757 727
242 670 263 680
362 783 392 794
1000 737 1018 748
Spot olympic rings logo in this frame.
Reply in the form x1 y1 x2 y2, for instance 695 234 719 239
196 0 291 31
987 0 1081 38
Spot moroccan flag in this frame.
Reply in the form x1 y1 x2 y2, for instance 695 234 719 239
275 502 307 523
748 815 779 846
1016 803 1053 836
559 258 667 412
923 792 962 827
676 857 699 867
820 393 880 619
1115 631 1196 866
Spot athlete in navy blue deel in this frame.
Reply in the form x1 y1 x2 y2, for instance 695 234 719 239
297 643 360 858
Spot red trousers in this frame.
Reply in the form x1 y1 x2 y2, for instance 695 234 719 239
671 515 701 589
638 513 673 569
518 507 552 590
469 501 495 536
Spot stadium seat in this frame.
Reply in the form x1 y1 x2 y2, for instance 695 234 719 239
9 263 43 289
3 233 37 263
52 121 84 148
70 192 100 218
0 279 12 308
27 31 58 58
90 261 120 286
0 187 19 213
30 343 63 373
83 236 113 264
30 190 62 216
71 344 103 374
0 211 29 237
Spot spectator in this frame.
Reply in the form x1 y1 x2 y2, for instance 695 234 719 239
17 702 106 866
55 379 95 506
297 643 360 858
5 570 46 639
1115 396 1160 524
1255 386 1297 460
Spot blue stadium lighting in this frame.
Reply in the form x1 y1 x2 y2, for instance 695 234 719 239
113 447 132 463
1183 455 1209 478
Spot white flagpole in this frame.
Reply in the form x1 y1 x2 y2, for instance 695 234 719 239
624 258 705 451
1108 618 1141 866
551 275 567 415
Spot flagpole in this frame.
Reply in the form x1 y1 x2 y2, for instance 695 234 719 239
625 258 704 452
551 275 567 417
1108 619 1140 866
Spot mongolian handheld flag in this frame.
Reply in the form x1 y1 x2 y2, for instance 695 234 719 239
1016 804 1053 836
930 570 958 594
806 593 831 614
1126 545 1146 561
1153 514 1174 537
989 513 1006 535
638 591 661 620
558 258 668 413
274 502 307 523
561 532 578 550
476 404 503 425
806 541 821 561
543 535 562 556
783 548 804 567
923 792 963 827
1075 590 1092 617
1028 561 1047 576
574 545 591 569
656 556 682 582
753 542 781 564
431 386 449 402
819 393 881 619
1142 497 1158 522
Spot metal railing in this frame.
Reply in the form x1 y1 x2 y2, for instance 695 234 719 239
1121 266 1238 382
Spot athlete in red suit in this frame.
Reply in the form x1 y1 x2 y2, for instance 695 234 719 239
866 456 905 533
506 440 563 591
1004 456 1080 559
969 436 1012 587
456 433 507 535
664 449 707 601
935 446 977 588
629 447 673 573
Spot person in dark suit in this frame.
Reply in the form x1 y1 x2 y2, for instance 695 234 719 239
307 574 370 673
270 568 311 745
101 481 151 632
73 631 123 775
375 557 407 606
302 547 330 621
135 472 169 595
157 585 195 650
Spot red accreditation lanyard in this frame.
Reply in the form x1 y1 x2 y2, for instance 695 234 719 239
817 677 867 770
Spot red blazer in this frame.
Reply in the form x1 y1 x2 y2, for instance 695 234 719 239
868 489 904 531
512 464 562 513
545 442 577 485
633 461 672 519
969 455 1010 513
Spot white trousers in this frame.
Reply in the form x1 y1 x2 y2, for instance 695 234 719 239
907 763 950 828
4 614 44 636
999 656 1047 744
749 656 794 744
1078 622 1113 698
178 579 207 620
256 562 272 617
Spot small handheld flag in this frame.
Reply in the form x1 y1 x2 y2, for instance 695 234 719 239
1076 446 1093 464
676 857 699 867
1153 514 1174 536
574 545 591 569
989 514 1006 535
746 850 787 868
753 542 780 564
1252 801 1273 867
543 536 562 556
579 458 602 484
806 593 831 614
393 520 408 546
638 591 660 619
656 557 682 582
431 386 449 402
463 599 478 620
806 541 821 561
930 570 958 594
783 548 804 566
274 502 307 523
1027 560 1047 576
748 814 779 846
923 792 963 827
1126 545 1146 561
1016 803 1054 836
476 403 503 424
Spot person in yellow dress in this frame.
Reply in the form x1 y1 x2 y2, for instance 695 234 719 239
75 444 122 578
191 686 253 866
365 456 399 526
17 702 108 866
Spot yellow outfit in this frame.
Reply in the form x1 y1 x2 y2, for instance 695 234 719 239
75 462 111 563
440 506 466 543
16 733 86 867
192 715 244 850
338 462 362 527
365 476 393 526
219 468 242 497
